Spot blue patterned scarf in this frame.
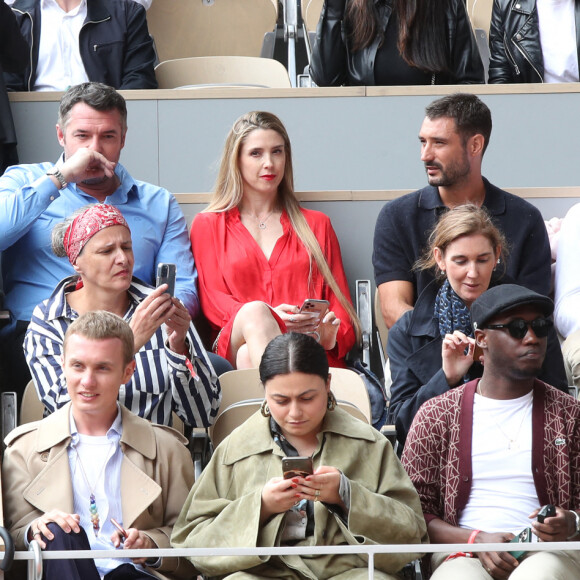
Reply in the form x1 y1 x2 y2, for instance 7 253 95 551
434 279 473 339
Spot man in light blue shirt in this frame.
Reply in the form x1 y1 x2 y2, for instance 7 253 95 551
0 82 200 399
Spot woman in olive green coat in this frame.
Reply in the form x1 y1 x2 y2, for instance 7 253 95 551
172 333 427 579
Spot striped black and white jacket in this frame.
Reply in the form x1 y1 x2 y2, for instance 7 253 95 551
24 276 221 428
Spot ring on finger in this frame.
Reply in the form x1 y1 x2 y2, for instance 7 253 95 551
289 316 296 323
314 489 321 501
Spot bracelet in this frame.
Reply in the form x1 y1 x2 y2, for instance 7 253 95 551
443 530 481 562
567 510 580 539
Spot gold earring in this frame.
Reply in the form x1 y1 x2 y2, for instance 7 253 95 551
327 392 337 411
260 400 271 417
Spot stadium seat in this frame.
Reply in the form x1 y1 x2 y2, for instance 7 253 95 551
147 0 279 62
467 0 494 37
155 56 292 89
20 380 43 426
210 368 372 448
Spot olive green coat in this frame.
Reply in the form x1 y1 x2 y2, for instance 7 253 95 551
172 408 427 579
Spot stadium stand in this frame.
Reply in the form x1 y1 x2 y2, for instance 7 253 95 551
146 0 279 62
155 55 292 89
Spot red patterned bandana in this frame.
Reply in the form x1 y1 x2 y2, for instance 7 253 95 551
63 204 130 265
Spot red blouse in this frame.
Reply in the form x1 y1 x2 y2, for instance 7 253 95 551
190 207 355 367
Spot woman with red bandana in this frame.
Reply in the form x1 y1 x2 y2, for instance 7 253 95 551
24 203 221 428
191 111 360 370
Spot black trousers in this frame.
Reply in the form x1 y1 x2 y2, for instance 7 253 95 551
42 524 153 580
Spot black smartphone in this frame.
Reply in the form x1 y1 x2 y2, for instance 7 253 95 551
282 456 313 479
299 299 329 317
156 263 176 297
537 504 556 523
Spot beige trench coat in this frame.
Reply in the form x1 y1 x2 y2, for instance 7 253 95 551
172 408 428 579
2 403 196 580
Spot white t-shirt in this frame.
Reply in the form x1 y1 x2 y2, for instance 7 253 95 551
459 391 540 536
34 0 89 91
537 0 579 82
555 203 580 337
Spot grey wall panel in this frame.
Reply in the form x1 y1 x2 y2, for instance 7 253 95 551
11 92 580 192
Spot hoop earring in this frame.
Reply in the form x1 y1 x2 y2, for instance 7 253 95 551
260 400 271 417
327 391 337 411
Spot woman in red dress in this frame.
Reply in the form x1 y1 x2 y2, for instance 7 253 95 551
191 111 360 369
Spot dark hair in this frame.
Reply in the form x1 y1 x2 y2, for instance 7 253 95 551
58 82 127 132
345 0 450 74
259 333 329 384
425 93 492 154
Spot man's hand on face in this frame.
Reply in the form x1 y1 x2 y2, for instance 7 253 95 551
58 148 117 185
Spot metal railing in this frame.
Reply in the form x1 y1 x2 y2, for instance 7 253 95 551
14 540 580 580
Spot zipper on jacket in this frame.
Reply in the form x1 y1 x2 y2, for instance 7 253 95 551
13 8 35 91
513 40 543 82
503 33 521 76
81 16 110 56
510 13 543 82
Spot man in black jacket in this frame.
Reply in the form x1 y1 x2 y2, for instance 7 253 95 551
0 0 28 173
5 0 157 91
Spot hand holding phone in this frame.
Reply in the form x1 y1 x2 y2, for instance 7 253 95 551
509 527 531 560
299 299 329 318
156 263 176 297
537 504 556 523
110 518 128 539
282 456 313 479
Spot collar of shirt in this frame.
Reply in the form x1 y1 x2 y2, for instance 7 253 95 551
69 403 124 445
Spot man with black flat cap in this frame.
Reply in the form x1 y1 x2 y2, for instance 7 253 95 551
403 284 580 579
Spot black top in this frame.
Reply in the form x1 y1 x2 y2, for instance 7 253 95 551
372 178 552 301
374 11 432 86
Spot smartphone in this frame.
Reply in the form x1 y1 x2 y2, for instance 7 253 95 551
282 456 313 479
537 504 556 523
110 518 128 538
509 527 531 560
299 299 330 317
156 263 176 297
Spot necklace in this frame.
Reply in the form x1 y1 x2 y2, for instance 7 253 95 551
477 382 533 451
242 209 276 229
75 442 114 536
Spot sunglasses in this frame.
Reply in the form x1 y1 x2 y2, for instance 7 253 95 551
485 317 553 339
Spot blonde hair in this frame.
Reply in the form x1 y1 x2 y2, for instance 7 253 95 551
64 310 135 366
205 111 361 344
415 204 507 280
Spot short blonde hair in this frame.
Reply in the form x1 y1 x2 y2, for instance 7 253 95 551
64 311 134 366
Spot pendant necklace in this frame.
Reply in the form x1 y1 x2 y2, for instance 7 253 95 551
242 209 275 229
75 443 113 536
257 210 274 229
478 382 532 451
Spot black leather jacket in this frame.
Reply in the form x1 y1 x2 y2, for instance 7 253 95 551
309 0 485 86
489 0 580 83
4 0 157 91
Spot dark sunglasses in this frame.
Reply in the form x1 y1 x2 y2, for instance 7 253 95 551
485 317 553 339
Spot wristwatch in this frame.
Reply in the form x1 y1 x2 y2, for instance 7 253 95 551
46 166 68 190
568 510 580 539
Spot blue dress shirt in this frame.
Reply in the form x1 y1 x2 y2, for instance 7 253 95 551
0 160 199 334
